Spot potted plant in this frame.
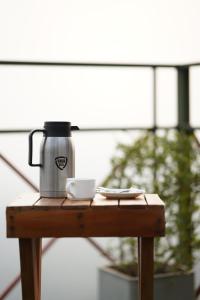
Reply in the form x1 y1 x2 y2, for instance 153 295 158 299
99 130 200 300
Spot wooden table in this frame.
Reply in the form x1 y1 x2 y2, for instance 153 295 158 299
6 193 165 300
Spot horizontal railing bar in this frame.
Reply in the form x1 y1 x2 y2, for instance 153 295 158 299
182 62 200 67
0 60 184 68
0 60 200 68
0 127 151 134
0 127 199 134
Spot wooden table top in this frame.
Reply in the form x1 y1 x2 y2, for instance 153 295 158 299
6 193 165 238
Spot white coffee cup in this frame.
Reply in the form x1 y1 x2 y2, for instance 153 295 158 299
66 178 96 199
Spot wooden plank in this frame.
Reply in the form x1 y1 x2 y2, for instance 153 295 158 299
119 195 147 208
35 197 64 207
62 198 91 209
7 206 165 238
138 237 154 300
145 194 165 206
7 193 40 208
91 195 118 207
19 239 38 300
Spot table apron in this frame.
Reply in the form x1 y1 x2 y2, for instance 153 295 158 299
7 207 165 238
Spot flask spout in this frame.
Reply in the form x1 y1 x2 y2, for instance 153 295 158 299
71 126 79 131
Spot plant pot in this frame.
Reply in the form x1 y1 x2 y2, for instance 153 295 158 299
98 267 195 300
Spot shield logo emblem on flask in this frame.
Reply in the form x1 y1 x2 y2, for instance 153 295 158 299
55 156 67 170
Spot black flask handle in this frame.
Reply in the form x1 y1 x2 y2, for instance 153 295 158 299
28 129 46 167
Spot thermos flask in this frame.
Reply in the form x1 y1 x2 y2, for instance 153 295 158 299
28 121 79 197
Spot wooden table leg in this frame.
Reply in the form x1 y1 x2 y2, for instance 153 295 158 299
138 237 154 300
19 238 42 300
35 238 42 300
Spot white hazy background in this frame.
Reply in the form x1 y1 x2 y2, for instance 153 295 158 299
0 1 200 299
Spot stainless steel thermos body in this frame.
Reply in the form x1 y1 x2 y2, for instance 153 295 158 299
39 136 74 197
28 122 79 198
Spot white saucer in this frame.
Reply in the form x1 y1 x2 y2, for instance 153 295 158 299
96 188 145 199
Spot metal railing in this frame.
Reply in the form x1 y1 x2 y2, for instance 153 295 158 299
0 60 200 299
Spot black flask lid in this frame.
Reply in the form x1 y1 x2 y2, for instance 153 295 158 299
44 121 79 137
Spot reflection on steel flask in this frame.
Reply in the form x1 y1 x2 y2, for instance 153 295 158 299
28 121 79 197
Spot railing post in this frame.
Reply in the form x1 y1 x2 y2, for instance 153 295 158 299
153 67 157 129
177 66 190 129
152 67 157 191
177 66 193 269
